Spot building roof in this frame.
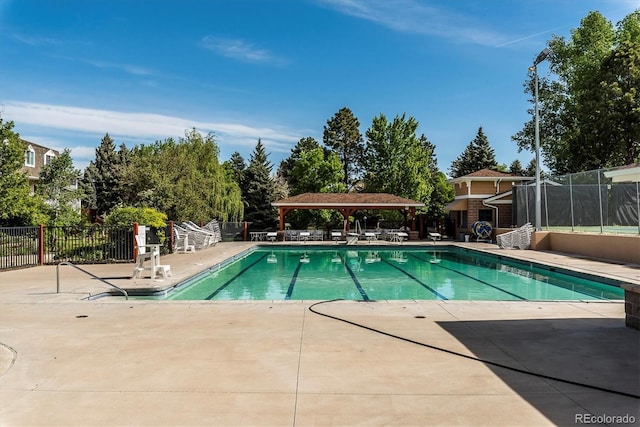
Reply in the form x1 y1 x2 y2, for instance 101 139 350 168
603 163 640 183
447 168 531 184
272 193 424 209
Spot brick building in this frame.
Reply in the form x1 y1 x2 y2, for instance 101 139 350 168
446 169 531 239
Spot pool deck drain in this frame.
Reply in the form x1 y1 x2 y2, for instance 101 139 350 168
1 241 639 426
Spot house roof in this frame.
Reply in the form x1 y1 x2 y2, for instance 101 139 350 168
447 168 531 184
272 193 424 209
603 163 640 183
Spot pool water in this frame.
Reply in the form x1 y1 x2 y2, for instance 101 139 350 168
155 247 625 301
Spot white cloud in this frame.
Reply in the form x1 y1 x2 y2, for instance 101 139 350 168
317 0 514 47
5 101 303 164
82 58 153 76
200 36 287 65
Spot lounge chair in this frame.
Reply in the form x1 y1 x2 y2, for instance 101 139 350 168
181 222 217 248
299 231 311 242
266 232 278 242
202 219 222 242
174 227 196 253
364 231 377 244
496 223 533 250
428 232 442 244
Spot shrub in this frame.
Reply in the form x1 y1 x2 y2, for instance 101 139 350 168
104 207 167 228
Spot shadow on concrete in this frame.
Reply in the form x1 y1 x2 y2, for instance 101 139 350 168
437 317 640 426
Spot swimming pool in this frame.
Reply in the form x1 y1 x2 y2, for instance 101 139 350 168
148 246 625 301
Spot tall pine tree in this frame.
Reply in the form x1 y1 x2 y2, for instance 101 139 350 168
323 107 364 192
449 127 498 178
89 134 128 216
242 139 277 228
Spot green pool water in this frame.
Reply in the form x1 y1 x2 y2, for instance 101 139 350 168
153 246 625 301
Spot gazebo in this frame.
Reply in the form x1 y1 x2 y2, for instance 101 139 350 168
271 193 425 231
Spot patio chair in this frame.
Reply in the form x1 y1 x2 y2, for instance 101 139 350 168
331 231 342 243
181 222 216 248
132 235 169 279
266 232 278 242
174 227 196 253
428 232 442 244
364 231 377 244
299 231 311 243
497 223 533 250
202 219 222 242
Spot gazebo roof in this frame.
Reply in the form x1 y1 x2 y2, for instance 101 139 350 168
272 193 424 209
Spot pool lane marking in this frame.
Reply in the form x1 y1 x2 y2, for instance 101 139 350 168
204 253 269 300
285 261 304 300
409 253 527 301
448 251 608 300
340 253 370 301
381 259 448 300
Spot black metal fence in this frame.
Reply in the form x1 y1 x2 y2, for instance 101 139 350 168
0 225 135 270
0 222 252 270
0 226 40 270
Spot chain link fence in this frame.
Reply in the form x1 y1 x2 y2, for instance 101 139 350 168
513 166 639 234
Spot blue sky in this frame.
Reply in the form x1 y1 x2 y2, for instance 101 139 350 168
1 0 637 175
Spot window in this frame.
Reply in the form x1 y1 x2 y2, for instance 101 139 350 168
25 146 35 167
44 150 56 165
478 209 493 223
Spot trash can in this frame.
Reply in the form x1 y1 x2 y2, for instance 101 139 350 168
464 234 470 243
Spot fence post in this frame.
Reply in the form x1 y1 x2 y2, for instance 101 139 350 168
168 221 174 253
244 221 248 241
133 222 139 260
38 224 45 265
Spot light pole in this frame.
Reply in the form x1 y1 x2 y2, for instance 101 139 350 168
529 48 550 231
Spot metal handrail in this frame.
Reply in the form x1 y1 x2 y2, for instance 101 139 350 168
56 261 129 300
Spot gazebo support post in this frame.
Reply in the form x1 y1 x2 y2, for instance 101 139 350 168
278 207 292 231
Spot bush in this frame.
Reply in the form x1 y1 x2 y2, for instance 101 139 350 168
104 207 167 228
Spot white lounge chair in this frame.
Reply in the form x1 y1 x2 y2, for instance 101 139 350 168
428 232 442 244
202 219 222 242
266 232 278 242
364 232 377 244
299 231 310 243
181 222 216 248
496 223 533 250
174 227 196 253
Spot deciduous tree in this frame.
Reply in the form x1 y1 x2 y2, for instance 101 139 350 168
513 10 640 173
363 113 433 204
0 119 46 225
37 149 84 226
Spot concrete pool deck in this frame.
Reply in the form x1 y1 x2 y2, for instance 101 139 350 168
1 241 639 426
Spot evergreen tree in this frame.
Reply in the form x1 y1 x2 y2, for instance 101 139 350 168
509 159 525 175
323 107 364 192
90 133 127 216
524 159 537 177
449 127 498 178
226 151 246 188
242 139 277 228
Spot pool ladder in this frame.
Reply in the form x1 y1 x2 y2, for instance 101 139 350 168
56 261 129 300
